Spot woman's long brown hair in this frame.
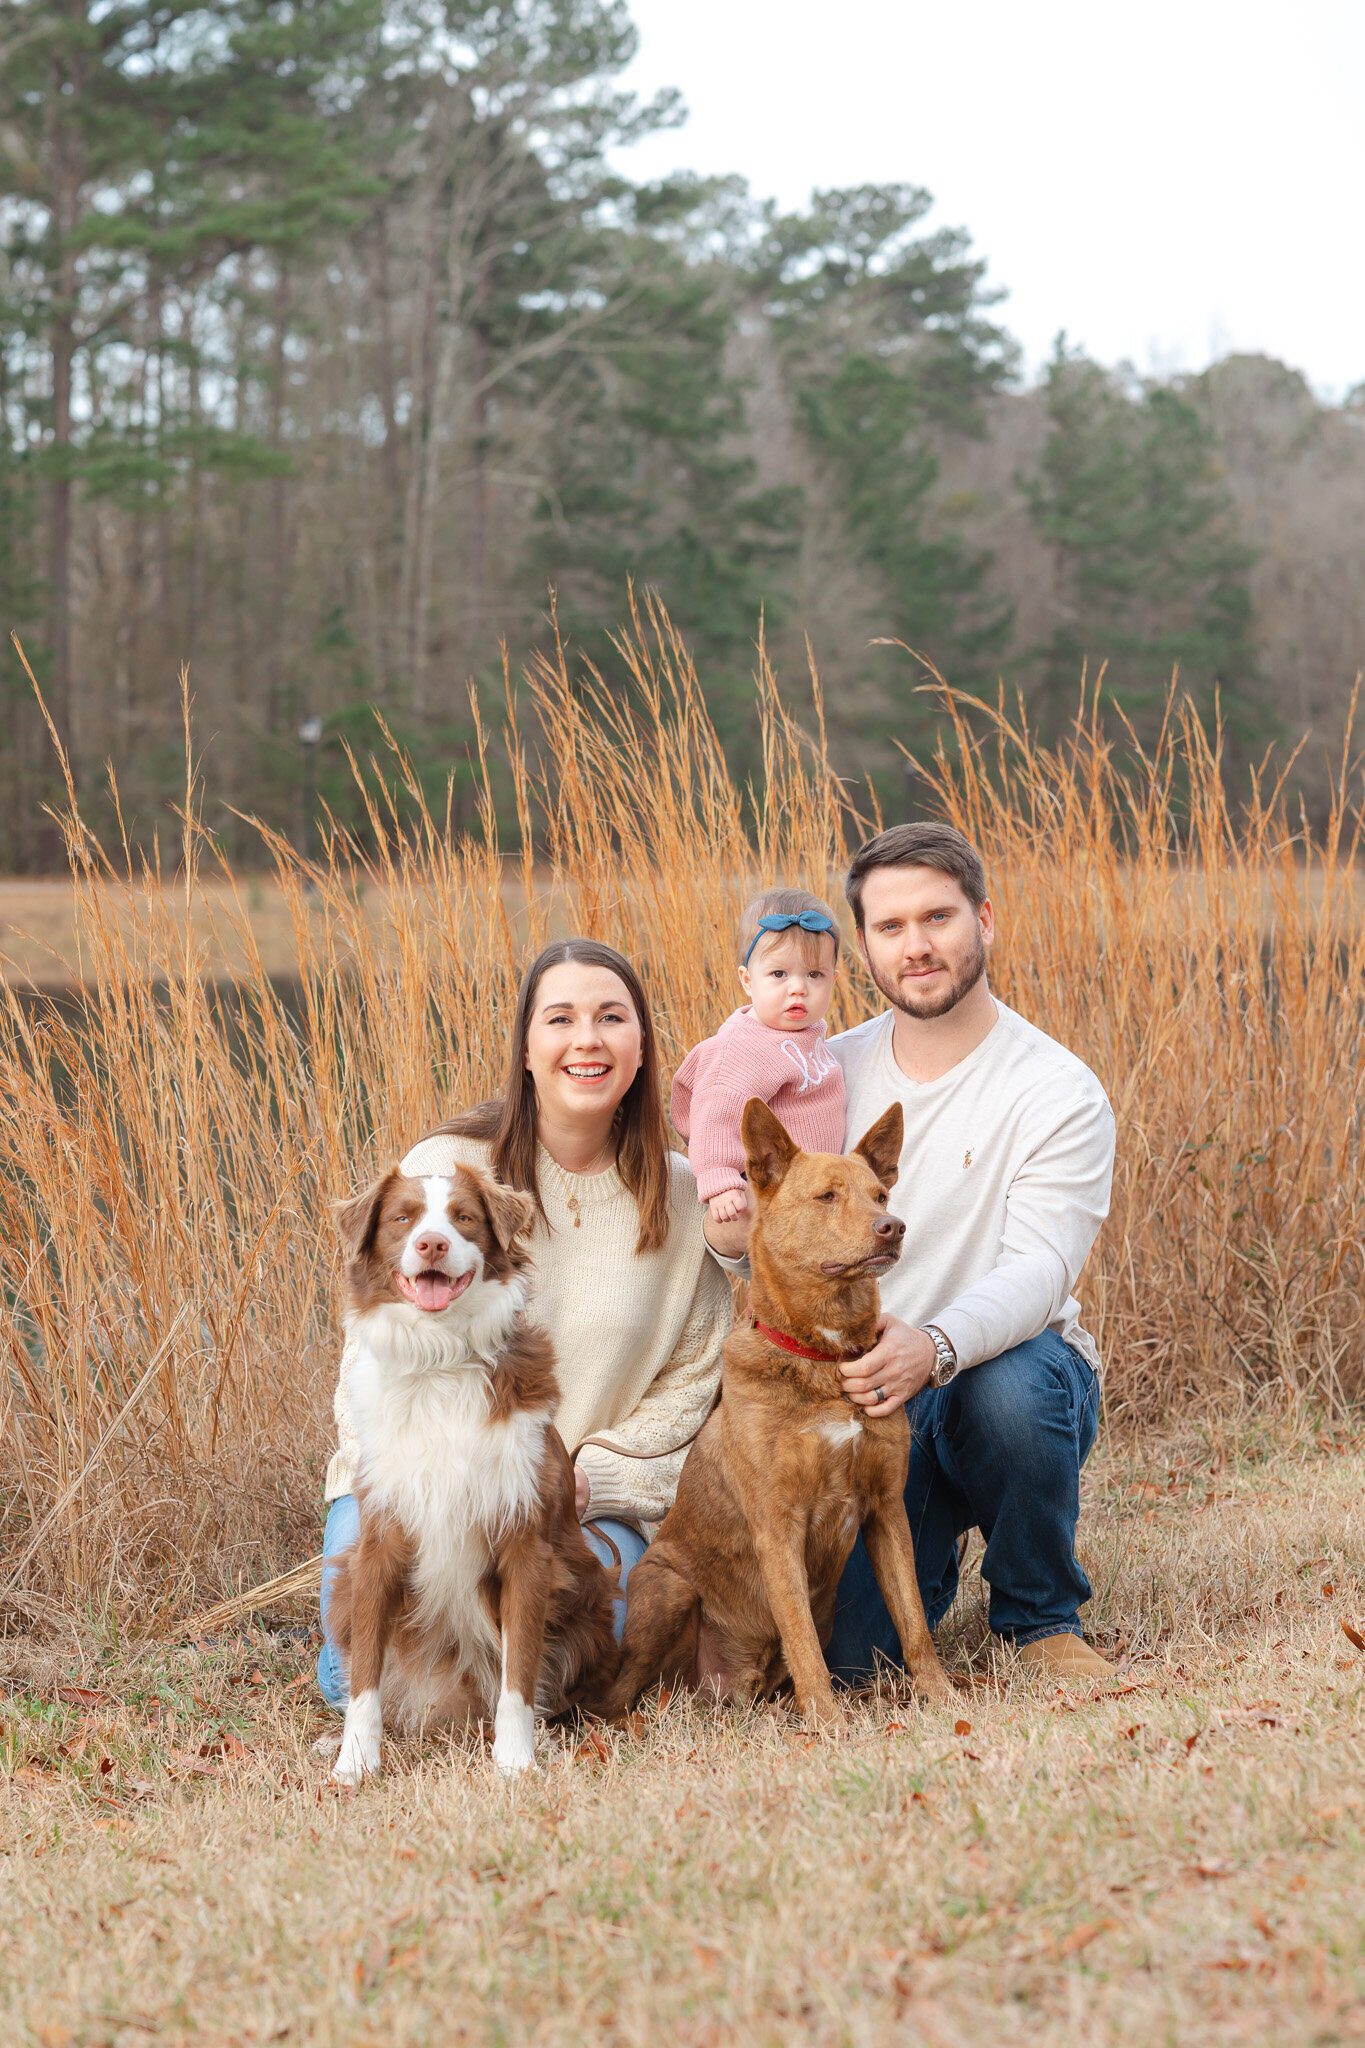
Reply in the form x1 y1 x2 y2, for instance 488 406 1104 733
426 938 672 1255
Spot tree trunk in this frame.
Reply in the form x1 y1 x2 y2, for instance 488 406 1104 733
266 262 292 731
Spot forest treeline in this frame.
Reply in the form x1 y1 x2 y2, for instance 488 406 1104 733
2 0 1363 868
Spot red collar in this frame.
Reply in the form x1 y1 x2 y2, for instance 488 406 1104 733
750 1317 868 1364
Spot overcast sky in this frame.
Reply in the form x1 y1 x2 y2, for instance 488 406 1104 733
613 0 1364 400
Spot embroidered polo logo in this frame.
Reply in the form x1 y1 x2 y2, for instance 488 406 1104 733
780 1037 838 1094
963 1148 973 1169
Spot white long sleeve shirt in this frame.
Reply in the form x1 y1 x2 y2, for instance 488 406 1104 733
830 1002 1114 1372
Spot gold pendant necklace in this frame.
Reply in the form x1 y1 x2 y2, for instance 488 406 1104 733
558 1140 613 1226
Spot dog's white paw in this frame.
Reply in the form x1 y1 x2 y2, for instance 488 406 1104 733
332 1743 373 1788
491 1691 538 1777
333 1690 382 1787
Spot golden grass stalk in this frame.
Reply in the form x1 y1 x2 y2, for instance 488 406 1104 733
1 597 1362 1629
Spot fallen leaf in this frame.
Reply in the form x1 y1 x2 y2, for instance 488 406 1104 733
1056 1917 1116 1956
1342 1621 1365 1653
249 1668 267 1687
954 1719 972 1737
1193 1859 1230 1880
1322 1583 1336 1598
655 1686 672 1714
56 1687 108 1709
1252 1911 1275 1941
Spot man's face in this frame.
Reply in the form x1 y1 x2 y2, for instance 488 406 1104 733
856 865 994 1020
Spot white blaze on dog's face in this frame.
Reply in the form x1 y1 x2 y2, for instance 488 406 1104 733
336 1166 536 1318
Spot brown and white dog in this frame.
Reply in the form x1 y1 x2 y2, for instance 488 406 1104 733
328 1164 618 1785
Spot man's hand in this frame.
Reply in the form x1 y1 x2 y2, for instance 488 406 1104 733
839 1315 936 1417
574 1464 591 1520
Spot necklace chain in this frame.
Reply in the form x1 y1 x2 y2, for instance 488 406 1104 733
546 1139 616 1227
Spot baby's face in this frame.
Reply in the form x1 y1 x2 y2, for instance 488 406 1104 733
739 932 838 1032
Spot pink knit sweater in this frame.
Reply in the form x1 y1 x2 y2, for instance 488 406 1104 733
670 1006 847 1201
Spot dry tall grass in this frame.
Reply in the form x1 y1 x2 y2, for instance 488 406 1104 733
2 599 1363 1629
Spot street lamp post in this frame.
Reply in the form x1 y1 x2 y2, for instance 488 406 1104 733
298 716 323 867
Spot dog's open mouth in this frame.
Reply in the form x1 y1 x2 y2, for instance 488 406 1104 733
395 1268 474 1313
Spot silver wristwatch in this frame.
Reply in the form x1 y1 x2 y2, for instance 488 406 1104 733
923 1324 959 1389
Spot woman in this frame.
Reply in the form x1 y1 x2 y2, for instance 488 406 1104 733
317 938 733 1706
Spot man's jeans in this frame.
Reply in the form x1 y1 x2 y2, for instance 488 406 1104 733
825 1329 1100 1681
315 1493 646 1707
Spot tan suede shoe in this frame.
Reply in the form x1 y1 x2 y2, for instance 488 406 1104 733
1016 1633 1116 1679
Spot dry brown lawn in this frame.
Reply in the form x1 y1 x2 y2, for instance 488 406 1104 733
4 1426 1364 2048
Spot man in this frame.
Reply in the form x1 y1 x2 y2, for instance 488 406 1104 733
705 821 1116 1679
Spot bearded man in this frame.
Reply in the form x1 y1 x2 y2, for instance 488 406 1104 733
705 821 1117 1680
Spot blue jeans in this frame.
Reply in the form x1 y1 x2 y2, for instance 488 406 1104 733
315 1495 646 1707
825 1329 1100 1681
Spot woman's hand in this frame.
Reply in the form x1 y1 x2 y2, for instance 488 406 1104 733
574 1463 591 1520
839 1315 936 1416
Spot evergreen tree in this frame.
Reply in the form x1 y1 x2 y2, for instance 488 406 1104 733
1026 344 1261 749
525 173 802 762
760 184 1016 732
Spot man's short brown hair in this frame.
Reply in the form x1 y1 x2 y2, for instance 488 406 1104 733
845 823 987 930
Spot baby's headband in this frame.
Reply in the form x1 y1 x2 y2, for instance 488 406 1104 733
743 910 840 967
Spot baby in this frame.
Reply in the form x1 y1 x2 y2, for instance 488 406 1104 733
672 887 846 1223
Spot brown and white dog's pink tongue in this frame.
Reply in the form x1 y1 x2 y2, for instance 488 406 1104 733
396 1269 472 1312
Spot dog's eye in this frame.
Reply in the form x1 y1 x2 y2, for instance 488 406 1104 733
454 1212 479 1228
816 1189 838 1202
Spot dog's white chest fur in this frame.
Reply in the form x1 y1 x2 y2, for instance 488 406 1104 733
348 1288 549 1680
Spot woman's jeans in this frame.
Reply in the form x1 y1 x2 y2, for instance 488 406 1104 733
316 1494 646 1709
825 1330 1100 1682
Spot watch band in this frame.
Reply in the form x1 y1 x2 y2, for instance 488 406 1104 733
923 1324 958 1388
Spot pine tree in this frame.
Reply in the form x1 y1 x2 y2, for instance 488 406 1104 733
760 183 1017 738
1026 345 1261 750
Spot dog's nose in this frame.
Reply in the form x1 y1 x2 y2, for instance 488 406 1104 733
874 1216 905 1241
414 1233 450 1263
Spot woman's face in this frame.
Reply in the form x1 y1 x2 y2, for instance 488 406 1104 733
523 962 644 1133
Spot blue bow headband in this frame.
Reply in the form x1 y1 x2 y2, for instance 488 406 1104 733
743 910 840 967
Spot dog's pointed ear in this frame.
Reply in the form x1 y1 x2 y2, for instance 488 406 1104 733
478 1176 538 1252
334 1169 399 1261
852 1103 903 1190
742 1097 800 1195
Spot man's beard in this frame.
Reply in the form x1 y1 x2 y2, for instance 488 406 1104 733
869 929 987 1020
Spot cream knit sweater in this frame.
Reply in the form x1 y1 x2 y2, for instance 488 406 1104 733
325 1132 732 1530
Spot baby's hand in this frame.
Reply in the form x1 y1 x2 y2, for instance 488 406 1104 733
708 1186 754 1225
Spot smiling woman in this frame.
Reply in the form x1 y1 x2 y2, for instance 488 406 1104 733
316 939 733 1708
